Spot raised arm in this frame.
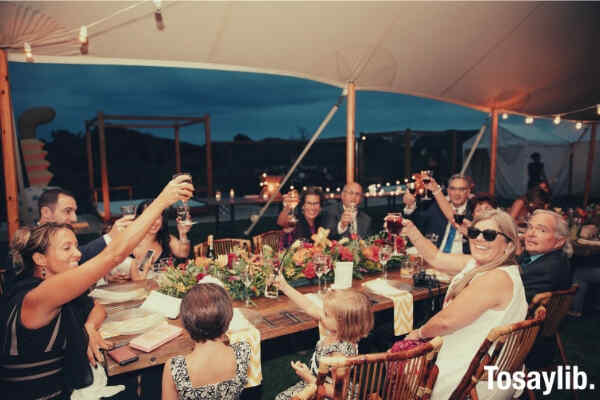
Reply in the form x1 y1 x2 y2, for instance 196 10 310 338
401 219 470 276
424 178 455 226
22 176 194 329
275 272 324 321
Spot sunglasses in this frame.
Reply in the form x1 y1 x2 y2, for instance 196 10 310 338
467 227 511 242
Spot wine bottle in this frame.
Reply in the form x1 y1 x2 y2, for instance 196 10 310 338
207 235 215 260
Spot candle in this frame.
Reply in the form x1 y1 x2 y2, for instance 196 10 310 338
229 188 235 199
215 191 222 201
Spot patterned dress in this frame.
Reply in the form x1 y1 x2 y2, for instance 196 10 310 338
170 341 251 400
275 339 357 400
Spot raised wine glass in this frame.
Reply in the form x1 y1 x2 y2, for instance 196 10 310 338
313 253 327 295
173 172 194 226
421 170 433 200
379 244 393 280
385 213 404 255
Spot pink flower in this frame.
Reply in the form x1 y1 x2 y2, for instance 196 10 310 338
196 273 206 281
338 246 354 261
303 242 314 249
227 253 238 268
350 233 358 241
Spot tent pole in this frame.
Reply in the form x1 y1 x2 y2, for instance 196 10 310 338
174 125 181 173
451 131 457 173
568 143 574 196
404 128 412 177
244 92 346 236
0 49 20 240
346 82 356 183
489 110 498 195
98 111 111 221
204 115 213 197
583 123 597 207
85 121 95 201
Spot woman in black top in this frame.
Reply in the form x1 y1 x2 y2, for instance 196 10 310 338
0 176 193 399
278 187 325 248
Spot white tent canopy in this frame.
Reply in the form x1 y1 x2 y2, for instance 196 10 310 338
463 120 600 198
2 1 600 120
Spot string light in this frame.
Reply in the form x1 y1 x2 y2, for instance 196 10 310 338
553 115 561 125
79 26 88 55
575 122 583 130
525 116 534 125
153 0 164 30
502 113 508 120
24 42 33 62
597 104 600 115
361 135 366 141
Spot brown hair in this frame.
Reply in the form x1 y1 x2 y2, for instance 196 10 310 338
10 223 75 279
323 289 374 342
181 283 233 342
446 209 519 301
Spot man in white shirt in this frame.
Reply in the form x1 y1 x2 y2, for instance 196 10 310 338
323 182 372 240
402 174 472 254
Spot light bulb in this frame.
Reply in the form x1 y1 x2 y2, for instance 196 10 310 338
575 122 583 130
553 115 561 125
152 0 162 11
502 113 508 120
24 42 33 62
597 104 600 115
525 116 534 124
79 26 88 43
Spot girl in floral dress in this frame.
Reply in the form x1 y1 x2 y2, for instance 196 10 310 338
274 275 374 400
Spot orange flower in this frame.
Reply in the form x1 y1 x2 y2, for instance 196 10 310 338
292 248 310 266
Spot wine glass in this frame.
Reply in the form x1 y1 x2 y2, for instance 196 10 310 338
241 267 253 307
454 211 465 225
313 254 327 295
379 245 393 280
173 172 193 226
421 170 433 200
120 204 136 217
347 205 358 235
385 213 403 255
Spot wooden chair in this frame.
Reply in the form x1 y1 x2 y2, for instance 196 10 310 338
252 230 282 254
193 238 252 258
293 337 443 400
526 285 578 366
448 306 547 400
525 285 579 399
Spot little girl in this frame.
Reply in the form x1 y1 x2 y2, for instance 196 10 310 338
162 283 251 400
274 274 374 400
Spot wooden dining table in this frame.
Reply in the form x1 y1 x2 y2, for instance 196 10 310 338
101 269 447 377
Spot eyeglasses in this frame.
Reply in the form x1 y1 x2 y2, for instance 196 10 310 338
448 186 469 192
467 227 511 242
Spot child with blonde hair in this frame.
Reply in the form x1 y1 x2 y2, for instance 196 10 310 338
274 274 374 400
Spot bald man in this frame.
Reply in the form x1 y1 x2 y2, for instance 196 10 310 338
323 182 372 240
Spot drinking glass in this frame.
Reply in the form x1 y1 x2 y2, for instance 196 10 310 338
379 245 393 280
421 170 433 200
454 212 465 225
386 213 403 254
241 267 253 307
173 172 193 226
347 205 358 235
264 257 279 299
313 254 327 295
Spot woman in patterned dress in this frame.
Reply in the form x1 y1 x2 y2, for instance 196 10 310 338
162 283 251 400
274 275 374 400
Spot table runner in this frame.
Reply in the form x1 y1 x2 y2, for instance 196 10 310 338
363 278 413 335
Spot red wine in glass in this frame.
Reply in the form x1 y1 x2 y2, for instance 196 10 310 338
454 214 465 224
408 182 417 195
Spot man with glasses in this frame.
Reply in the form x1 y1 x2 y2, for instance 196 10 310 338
519 209 572 302
324 182 371 240
402 174 473 254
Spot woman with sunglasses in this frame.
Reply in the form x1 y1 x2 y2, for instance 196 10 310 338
401 209 527 399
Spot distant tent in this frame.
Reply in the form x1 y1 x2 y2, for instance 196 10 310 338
463 120 600 198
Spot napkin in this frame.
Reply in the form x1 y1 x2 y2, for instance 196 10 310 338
70 364 124 400
89 287 147 304
140 291 181 319
363 278 413 336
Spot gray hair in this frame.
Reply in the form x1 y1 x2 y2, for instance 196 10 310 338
531 209 572 257
448 174 473 188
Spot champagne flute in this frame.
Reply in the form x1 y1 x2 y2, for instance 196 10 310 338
347 204 358 236
379 244 393 280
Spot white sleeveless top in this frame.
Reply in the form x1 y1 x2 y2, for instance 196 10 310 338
431 259 527 400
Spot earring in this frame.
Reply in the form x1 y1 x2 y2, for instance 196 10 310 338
41 267 47 279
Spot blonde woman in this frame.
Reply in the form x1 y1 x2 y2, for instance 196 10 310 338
400 209 527 400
